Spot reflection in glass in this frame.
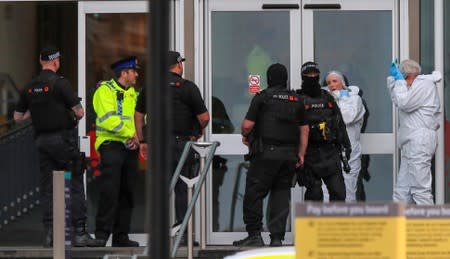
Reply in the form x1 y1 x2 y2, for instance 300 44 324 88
359 154 393 201
314 11 392 133
211 11 290 134
85 13 148 234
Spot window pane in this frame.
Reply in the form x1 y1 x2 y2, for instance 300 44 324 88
211 11 290 134
314 11 392 133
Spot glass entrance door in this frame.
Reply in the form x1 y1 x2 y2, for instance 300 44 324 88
205 0 301 245
77 1 180 246
302 0 398 201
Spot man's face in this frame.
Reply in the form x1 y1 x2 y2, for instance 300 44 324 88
123 69 139 86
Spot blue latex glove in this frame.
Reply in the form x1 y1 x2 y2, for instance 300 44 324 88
340 89 349 97
389 62 404 80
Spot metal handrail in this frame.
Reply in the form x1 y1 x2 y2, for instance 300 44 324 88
170 141 220 259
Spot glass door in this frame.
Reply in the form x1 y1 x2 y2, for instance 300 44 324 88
77 1 181 246
302 0 399 201
205 0 301 245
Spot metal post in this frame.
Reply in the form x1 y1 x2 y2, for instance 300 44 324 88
187 186 193 259
148 1 170 259
199 156 206 249
53 171 71 259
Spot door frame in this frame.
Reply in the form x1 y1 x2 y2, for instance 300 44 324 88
201 0 302 245
77 0 182 246
200 0 405 245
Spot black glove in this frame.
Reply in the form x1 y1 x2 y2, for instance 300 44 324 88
361 155 371 181
296 166 314 188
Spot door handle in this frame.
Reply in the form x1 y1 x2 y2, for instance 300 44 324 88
303 4 341 9
262 4 300 9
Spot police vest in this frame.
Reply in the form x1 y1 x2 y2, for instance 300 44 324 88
170 73 201 136
93 79 137 150
257 87 300 145
27 74 75 133
302 89 337 144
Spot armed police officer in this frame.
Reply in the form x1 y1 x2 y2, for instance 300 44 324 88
14 46 102 247
233 63 309 247
135 51 209 245
296 62 350 201
93 57 140 247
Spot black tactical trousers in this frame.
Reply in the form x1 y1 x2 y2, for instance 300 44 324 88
35 131 86 229
95 141 138 238
303 145 346 201
243 157 295 239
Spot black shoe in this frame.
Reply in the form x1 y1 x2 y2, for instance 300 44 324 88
43 228 53 248
73 227 106 247
112 235 139 247
232 235 264 247
270 237 282 247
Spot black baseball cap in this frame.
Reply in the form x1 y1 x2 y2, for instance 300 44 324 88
168 51 186 66
40 46 61 61
110 56 140 72
301 61 320 74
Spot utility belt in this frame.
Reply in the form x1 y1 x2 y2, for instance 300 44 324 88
307 141 336 148
260 144 298 161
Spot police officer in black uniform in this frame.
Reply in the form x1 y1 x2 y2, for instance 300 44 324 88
13 47 102 247
135 51 209 243
233 63 309 247
296 61 350 201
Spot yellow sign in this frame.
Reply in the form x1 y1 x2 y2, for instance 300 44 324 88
406 205 450 258
295 203 406 259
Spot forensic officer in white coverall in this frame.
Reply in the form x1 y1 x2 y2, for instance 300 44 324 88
387 59 441 205
322 71 366 202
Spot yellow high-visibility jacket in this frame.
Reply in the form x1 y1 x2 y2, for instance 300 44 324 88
93 79 137 150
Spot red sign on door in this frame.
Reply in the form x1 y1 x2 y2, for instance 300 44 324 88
248 75 261 94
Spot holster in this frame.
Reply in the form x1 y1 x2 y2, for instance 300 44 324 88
244 133 264 162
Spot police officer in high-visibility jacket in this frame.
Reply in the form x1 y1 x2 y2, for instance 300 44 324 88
92 57 140 247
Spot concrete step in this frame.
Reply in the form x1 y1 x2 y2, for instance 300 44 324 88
0 246 244 259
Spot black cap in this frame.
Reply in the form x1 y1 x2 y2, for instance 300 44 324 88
301 61 320 74
168 51 186 66
110 56 140 72
267 63 288 87
40 46 61 61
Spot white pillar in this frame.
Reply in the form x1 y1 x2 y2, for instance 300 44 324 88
434 0 445 204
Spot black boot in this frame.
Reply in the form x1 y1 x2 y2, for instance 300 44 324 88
112 234 139 247
232 234 264 247
43 227 53 248
73 227 106 247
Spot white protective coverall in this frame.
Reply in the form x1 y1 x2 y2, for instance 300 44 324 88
323 85 366 202
387 71 441 205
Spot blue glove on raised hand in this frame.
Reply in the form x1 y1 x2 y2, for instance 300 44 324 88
389 62 404 80
340 89 349 97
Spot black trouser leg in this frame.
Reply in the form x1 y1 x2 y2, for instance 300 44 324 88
113 149 138 237
243 161 270 236
304 177 324 201
267 161 293 239
323 173 346 201
95 143 125 238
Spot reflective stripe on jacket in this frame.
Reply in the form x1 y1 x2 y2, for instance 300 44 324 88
93 79 137 150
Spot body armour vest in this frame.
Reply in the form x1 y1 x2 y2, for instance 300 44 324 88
170 73 200 136
257 87 300 145
301 89 337 144
27 74 74 132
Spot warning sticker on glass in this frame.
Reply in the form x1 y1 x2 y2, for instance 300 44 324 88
248 74 261 94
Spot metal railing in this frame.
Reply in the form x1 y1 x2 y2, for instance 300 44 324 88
0 120 40 230
169 141 220 259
